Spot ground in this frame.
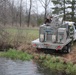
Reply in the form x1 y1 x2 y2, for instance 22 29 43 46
3 27 76 64
62 44 76 63
16 42 76 64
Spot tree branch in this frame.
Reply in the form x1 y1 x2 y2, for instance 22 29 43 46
38 0 45 8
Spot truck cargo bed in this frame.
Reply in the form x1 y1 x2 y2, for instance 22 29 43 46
32 39 72 50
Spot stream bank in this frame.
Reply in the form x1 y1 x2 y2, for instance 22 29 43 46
0 49 76 75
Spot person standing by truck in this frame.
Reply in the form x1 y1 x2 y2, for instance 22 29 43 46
45 16 53 24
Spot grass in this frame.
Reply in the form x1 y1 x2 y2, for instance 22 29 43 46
5 28 39 37
33 54 76 75
0 49 76 74
5 28 39 44
1 27 76 74
0 49 33 61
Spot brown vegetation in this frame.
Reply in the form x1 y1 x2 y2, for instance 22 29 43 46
15 41 76 64
62 43 76 64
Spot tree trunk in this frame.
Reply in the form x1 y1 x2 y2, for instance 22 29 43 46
11 0 14 26
44 7 47 21
63 0 65 20
44 0 47 21
3 0 7 26
71 0 75 21
20 0 22 27
27 0 32 27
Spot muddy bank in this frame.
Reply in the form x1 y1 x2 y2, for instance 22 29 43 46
0 49 75 75
62 43 76 64
16 42 76 64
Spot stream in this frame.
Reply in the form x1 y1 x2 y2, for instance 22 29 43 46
0 58 69 75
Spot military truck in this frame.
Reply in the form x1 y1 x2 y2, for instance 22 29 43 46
32 16 76 53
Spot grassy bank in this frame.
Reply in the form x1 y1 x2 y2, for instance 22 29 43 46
33 54 76 75
1 27 76 74
0 28 39 50
0 49 76 74
0 49 33 61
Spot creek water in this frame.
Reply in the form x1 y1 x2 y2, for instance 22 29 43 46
0 58 69 75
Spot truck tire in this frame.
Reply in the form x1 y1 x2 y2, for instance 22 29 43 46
63 43 71 53
67 44 71 53
36 48 41 51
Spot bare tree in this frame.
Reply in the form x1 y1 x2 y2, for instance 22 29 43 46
29 0 39 26
19 0 23 27
38 0 51 20
11 0 14 26
35 0 39 26
25 0 27 15
3 0 7 26
24 0 28 25
63 0 65 20
27 0 32 27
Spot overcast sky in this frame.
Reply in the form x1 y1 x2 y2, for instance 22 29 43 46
13 0 54 14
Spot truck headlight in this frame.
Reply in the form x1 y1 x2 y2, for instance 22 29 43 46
40 34 44 42
52 35 56 42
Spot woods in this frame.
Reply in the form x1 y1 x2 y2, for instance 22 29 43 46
0 0 75 48
0 1 76 75
0 0 76 27
52 0 76 21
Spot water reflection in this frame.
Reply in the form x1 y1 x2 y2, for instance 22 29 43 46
0 58 43 75
0 58 70 75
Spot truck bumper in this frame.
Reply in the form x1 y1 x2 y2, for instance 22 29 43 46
32 39 63 50
32 39 72 50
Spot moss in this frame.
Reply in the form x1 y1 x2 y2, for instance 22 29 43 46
45 54 51 60
39 54 46 60
37 54 76 74
56 63 66 71
0 49 33 61
65 62 76 74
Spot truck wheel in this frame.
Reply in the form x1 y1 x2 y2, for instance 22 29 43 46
67 45 71 53
36 48 41 51
63 44 71 53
